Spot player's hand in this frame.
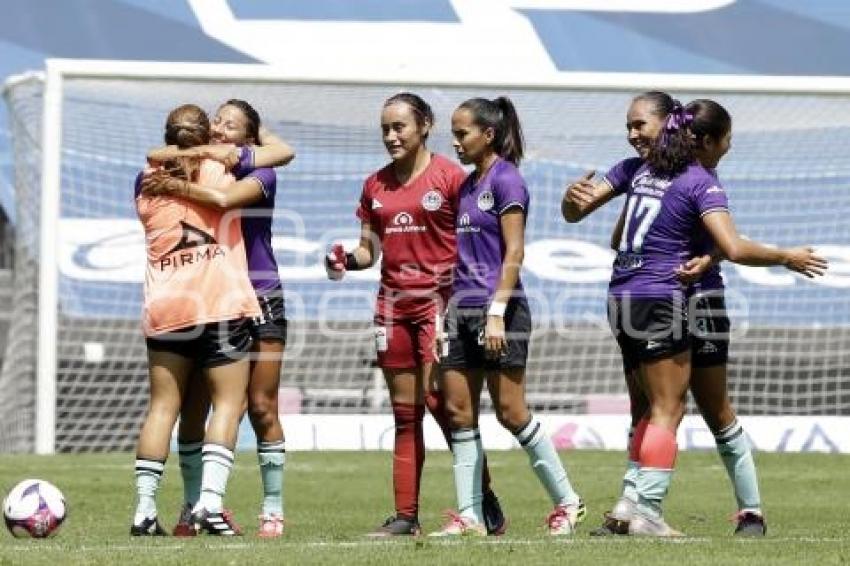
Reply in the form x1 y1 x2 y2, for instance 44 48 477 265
140 169 180 196
564 170 597 207
675 254 713 285
325 244 347 281
783 247 828 278
484 315 507 361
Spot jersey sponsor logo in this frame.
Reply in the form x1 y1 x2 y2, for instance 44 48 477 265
166 221 217 254
456 213 480 234
372 198 383 210
707 186 725 194
421 190 443 212
385 211 427 234
393 212 413 226
477 190 495 211
698 341 719 354
160 221 225 270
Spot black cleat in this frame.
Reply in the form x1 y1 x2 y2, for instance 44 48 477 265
366 514 421 537
482 490 508 536
733 511 766 537
590 512 631 536
191 508 243 536
130 515 167 536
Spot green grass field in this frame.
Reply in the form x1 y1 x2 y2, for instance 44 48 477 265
0 450 848 565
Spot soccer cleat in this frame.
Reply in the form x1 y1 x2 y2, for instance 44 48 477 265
366 514 421 537
191 508 243 536
482 490 508 536
546 499 586 536
258 513 285 538
733 511 766 537
628 511 684 537
172 503 195 537
590 496 636 536
428 511 487 537
130 515 167 536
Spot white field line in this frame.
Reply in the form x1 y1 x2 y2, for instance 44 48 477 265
3 536 847 553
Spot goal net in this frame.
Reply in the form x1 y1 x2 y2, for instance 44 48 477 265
2 61 849 453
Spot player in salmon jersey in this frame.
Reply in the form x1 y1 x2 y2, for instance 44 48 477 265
131 104 261 537
563 93 826 536
143 100 294 537
429 97 584 538
325 93 505 536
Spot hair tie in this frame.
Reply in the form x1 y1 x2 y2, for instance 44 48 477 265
664 102 693 132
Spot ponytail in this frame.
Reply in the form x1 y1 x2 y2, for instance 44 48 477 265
457 96 525 165
633 91 695 177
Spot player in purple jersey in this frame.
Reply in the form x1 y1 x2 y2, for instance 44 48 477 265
592 99 770 537
430 97 584 537
562 91 826 536
143 99 294 537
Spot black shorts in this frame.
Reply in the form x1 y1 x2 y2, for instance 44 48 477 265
441 298 532 370
251 289 287 344
690 292 730 368
608 296 690 373
146 318 254 368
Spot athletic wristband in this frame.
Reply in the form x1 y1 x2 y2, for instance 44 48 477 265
487 300 507 317
345 252 362 271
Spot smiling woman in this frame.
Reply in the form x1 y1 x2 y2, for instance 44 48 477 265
324 92 506 537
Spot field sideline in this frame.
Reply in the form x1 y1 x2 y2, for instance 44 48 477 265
1 450 848 565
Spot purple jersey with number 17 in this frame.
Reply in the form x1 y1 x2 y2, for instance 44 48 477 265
604 158 726 294
606 160 729 298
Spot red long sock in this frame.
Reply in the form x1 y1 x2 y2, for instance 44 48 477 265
639 423 678 469
424 390 493 493
392 402 425 518
629 417 650 462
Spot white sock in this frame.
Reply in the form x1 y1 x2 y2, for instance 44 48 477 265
194 444 234 514
134 458 165 523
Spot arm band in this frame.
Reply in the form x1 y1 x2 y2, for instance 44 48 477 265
345 252 363 271
487 301 508 317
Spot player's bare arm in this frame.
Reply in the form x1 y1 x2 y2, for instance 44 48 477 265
561 170 616 222
485 208 525 360
702 210 827 277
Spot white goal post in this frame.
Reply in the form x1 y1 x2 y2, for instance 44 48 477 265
7 58 850 454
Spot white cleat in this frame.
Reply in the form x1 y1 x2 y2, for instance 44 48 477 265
610 496 637 523
546 499 586 536
628 511 685 537
428 511 486 537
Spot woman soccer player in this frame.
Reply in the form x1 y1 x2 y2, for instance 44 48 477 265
325 93 505 536
430 97 584 537
144 99 294 537
590 98 771 537
563 92 826 536
131 104 260 536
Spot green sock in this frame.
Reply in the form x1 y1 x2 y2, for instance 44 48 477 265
258 440 286 517
715 420 762 512
178 440 203 506
636 468 672 519
515 416 580 506
622 460 639 503
451 428 483 523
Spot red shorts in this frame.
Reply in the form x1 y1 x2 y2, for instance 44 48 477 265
373 310 441 369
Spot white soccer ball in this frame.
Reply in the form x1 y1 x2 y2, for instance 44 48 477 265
3 479 66 538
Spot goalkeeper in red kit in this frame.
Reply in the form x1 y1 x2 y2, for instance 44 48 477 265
326 93 505 536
